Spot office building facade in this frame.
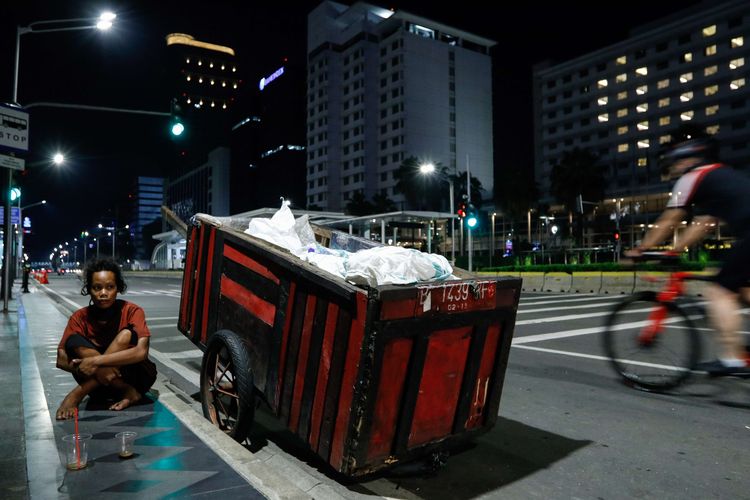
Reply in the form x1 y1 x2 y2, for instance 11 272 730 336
306 1 495 211
534 0 749 216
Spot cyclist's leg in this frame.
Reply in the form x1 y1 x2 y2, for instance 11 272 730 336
707 235 750 363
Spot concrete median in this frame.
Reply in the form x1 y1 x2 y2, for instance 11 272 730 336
542 272 572 293
569 272 603 294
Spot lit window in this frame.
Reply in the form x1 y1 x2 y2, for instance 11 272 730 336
659 116 671 126
729 57 745 69
705 65 718 76
638 157 648 167
635 66 648 76
658 97 670 108
198 77 203 83
730 78 746 90
210 79 215 85
681 110 694 121
616 55 627 65
660 135 672 144
618 125 628 135
618 143 629 153
680 91 693 102
705 44 717 56
617 91 628 100
598 113 609 122
683 52 693 63
598 96 608 106
636 103 648 113
617 108 628 118
185 58 190 64
597 79 608 88
638 139 650 149
706 104 719 116
232 66 237 72
702 25 716 37
705 84 719 96
680 72 693 83
198 60 203 66
233 83 238 89
706 124 720 135
636 85 648 95
657 79 670 89
731 36 744 48
186 75 191 82
637 121 649 131
616 73 627 83
209 62 214 68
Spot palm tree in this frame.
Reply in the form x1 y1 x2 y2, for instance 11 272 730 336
394 156 484 212
371 193 397 213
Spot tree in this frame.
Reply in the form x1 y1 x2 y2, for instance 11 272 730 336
495 162 540 219
345 191 374 216
371 192 397 213
550 148 605 212
394 156 484 211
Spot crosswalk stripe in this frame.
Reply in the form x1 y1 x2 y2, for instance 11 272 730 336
518 301 617 314
151 335 187 344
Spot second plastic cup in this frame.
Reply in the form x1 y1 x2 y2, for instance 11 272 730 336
62 433 92 470
116 431 137 459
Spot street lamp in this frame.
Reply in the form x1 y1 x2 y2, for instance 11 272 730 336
419 162 455 265
5 11 116 311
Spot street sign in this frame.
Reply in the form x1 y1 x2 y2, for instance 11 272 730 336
0 207 21 225
0 153 25 171
0 103 30 153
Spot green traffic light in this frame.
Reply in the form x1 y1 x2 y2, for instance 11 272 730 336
171 121 185 136
467 216 478 228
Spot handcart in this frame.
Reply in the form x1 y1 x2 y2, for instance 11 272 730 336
175 210 522 476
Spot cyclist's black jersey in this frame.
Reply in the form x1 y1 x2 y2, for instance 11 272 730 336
667 163 750 236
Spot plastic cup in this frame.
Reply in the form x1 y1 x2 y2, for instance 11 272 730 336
116 431 137 459
62 433 92 470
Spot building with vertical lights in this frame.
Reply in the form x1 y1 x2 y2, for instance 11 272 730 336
533 0 749 244
164 33 239 221
306 1 495 211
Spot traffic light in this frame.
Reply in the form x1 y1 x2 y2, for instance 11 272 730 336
613 230 621 242
170 98 185 137
457 202 466 218
466 203 478 228
9 187 20 202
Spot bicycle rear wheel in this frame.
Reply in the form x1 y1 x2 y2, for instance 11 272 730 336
602 291 700 391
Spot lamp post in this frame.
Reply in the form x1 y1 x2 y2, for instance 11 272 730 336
419 162 455 265
5 12 115 312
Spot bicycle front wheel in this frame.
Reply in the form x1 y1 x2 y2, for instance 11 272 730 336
602 292 700 392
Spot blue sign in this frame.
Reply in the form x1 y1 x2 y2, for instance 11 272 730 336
0 206 20 224
258 66 284 91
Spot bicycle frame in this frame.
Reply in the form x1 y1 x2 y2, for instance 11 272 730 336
638 271 694 346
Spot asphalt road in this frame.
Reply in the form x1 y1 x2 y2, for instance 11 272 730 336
39 272 750 499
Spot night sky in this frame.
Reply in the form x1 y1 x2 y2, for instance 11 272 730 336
1 0 702 262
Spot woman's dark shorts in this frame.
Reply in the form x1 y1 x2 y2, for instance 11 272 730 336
65 333 157 395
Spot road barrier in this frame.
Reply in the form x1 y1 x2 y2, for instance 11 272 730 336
569 272 603 294
542 272 572 293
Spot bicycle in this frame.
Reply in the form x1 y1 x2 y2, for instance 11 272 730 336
602 251 748 392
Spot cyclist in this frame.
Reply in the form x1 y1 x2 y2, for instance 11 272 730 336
626 123 750 376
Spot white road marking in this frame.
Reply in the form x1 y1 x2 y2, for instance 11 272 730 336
151 335 187 344
513 344 690 372
149 324 178 330
518 301 616 314
149 348 200 386
519 295 616 306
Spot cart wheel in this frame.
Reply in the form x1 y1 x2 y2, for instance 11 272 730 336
200 330 254 443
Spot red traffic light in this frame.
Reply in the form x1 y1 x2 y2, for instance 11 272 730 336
457 202 466 218
613 231 620 240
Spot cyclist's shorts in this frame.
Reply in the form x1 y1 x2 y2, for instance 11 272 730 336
716 233 750 292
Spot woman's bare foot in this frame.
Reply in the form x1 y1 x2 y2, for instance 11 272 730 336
109 385 141 411
56 388 85 420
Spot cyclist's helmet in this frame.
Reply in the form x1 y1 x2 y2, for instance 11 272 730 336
658 123 718 177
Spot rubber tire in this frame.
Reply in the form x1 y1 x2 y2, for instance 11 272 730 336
200 330 255 442
602 291 700 392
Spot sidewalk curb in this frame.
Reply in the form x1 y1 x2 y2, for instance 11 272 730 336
154 379 315 499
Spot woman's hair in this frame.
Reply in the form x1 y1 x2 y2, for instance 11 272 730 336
80 258 127 296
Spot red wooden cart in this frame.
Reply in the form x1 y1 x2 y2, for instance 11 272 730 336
177 212 521 476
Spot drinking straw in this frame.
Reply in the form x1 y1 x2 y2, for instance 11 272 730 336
74 408 81 469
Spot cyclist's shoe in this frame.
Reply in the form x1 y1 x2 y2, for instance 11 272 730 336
695 359 750 377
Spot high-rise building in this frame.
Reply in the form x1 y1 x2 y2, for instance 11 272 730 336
164 34 239 221
306 1 495 211
534 0 749 214
127 176 164 261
